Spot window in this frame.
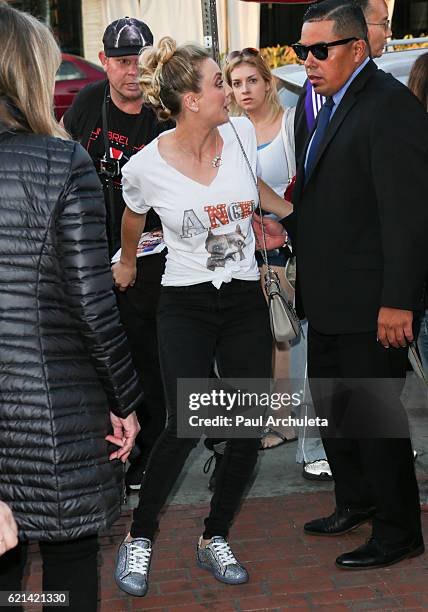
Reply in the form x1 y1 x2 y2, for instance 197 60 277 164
55 60 85 82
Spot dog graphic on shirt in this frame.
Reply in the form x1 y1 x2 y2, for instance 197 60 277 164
205 225 246 271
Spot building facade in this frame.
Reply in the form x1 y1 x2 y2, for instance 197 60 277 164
260 0 427 48
8 0 84 55
6 0 428 60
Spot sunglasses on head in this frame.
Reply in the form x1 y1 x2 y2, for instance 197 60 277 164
226 47 260 64
292 37 358 61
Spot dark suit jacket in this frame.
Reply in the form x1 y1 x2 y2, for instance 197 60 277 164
290 59 428 334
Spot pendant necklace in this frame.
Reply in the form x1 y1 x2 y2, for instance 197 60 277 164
211 132 222 168
175 131 222 168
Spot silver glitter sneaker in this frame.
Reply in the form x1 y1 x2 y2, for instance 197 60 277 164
197 536 249 585
114 536 152 597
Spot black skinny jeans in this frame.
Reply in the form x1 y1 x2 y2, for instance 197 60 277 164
0 536 98 612
130 279 272 541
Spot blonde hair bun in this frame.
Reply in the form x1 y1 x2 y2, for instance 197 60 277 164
157 36 176 66
138 36 209 121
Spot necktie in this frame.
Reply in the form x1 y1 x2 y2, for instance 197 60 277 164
305 96 334 182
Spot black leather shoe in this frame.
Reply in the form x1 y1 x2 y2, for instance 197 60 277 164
304 507 376 536
336 537 425 570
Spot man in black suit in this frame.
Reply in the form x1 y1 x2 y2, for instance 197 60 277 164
295 0 392 160
276 0 427 569
292 0 393 483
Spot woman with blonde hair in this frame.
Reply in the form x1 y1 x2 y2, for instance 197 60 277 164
224 48 297 449
0 3 141 608
112 36 292 597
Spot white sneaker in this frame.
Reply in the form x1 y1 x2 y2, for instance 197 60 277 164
303 459 333 481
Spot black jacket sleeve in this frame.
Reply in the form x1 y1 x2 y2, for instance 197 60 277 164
55 142 143 418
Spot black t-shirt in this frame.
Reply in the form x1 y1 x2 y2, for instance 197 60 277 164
63 80 172 253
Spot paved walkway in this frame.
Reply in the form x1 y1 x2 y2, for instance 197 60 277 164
20 372 428 610
23 492 428 611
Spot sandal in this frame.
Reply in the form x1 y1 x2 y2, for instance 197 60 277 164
259 427 298 451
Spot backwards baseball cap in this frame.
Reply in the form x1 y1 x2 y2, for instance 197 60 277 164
103 17 153 57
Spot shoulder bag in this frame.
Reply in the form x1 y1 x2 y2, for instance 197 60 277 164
228 119 301 344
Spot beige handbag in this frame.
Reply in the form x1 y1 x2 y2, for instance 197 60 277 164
228 120 301 344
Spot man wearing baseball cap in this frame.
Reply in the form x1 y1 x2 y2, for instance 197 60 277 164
63 17 170 491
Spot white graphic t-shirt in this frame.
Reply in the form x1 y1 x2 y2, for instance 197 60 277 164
122 117 260 288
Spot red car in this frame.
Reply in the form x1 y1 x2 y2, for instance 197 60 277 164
54 53 105 119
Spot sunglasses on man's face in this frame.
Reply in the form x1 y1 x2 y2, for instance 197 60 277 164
226 47 260 64
292 37 358 61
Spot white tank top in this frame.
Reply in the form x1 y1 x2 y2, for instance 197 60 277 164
257 128 290 197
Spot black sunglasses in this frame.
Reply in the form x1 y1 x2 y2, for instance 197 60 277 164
292 37 358 61
226 47 260 64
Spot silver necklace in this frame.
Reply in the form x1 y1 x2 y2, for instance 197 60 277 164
175 131 222 168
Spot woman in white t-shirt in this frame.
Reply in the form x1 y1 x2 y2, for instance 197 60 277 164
112 37 291 598
224 49 297 449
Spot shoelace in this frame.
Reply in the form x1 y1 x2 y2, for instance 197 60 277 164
127 542 151 575
210 539 238 568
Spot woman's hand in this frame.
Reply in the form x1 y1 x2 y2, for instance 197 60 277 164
112 207 147 291
106 411 141 463
112 261 137 292
0 501 18 556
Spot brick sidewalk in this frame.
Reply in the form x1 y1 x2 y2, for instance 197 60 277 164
22 490 428 611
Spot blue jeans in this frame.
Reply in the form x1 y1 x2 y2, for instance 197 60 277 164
290 320 327 464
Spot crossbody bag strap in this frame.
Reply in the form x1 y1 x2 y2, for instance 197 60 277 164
228 119 273 272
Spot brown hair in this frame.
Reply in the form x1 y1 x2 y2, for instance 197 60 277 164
0 1 68 138
408 53 428 112
224 49 282 120
138 36 210 121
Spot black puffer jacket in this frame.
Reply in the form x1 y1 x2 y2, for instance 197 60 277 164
0 127 143 541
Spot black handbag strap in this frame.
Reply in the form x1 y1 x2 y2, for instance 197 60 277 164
101 88 116 255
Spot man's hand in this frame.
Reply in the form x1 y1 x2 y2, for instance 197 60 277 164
252 213 288 251
377 307 413 348
0 501 18 556
112 261 137 292
106 411 140 463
